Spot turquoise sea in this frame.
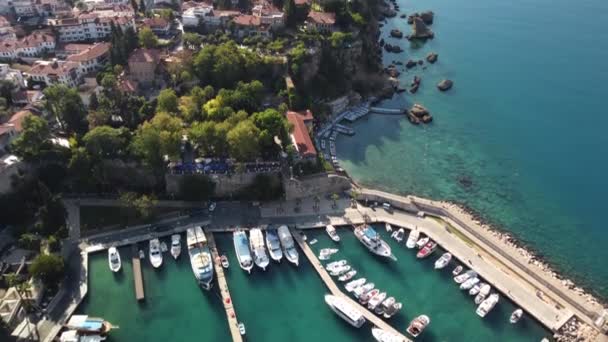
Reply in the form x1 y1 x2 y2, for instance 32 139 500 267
337 0 608 298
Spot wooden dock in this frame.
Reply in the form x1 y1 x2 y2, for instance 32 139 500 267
290 227 411 342
131 244 145 301
207 233 243 342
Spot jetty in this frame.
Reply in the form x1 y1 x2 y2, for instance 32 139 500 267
370 107 404 115
290 227 411 342
207 233 243 342
131 244 145 301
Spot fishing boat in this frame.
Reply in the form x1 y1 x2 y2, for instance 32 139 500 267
265 228 283 262
345 278 366 292
454 270 477 284
249 228 270 271
380 297 402 318
187 226 214 290
452 265 463 276
149 239 162 268
233 230 253 273
476 293 500 318
330 265 351 276
170 234 181 259
354 225 396 260
469 284 482 296
434 252 452 269
325 294 366 328
416 241 437 259
475 284 491 304
160 241 168 253
326 259 347 271
406 315 430 338
107 247 121 272
59 330 106 342
339 270 357 282
460 277 480 290
326 225 340 242
368 292 386 310
406 229 420 249
391 228 405 243
354 283 375 299
416 236 429 249
65 315 114 336
385 223 393 232
510 309 523 324
359 289 379 305
278 225 299 266
220 255 229 268
371 327 404 342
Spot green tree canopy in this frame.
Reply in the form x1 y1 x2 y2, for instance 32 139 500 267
252 108 289 152
10 115 51 161
29 253 65 289
138 27 159 48
131 112 184 169
82 126 130 159
227 120 260 161
156 89 179 113
44 85 88 135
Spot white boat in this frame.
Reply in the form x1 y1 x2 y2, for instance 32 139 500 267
345 278 366 292
371 327 404 342
406 229 420 249
460 277 480 290
170 234 181 259
510 309 523 324
220 255 229 268
385 223 392 232
64 315 114 336
454 270 477 284
319 248 339 261
139 250 145 259
475 284 491 304
149 239 162 268
233 230 254 273
452 265 463 275
187 226 214 290
310 238 318 245
325 294 366 328
406 315 431 338
469 284 482 296
354 283 375 299
380 297 402 318
278 225 299 266
160 241 168 253
339 270 357 282
107 247 121 272
434 252 452 269
391 228 405 242
368 292 386 310
326 260 347 271
265 228 283 262
476 293 500 318
238 322 246 335
250 228 270 271
330 265 351 276
359 289 379 305
354 225 396 260
416 236 429 249
326 225 340 242
59 330 106 342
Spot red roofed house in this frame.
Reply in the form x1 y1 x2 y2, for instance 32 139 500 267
66 42 110 75
305 11 336 33
141 17 171 36
127 48 160 86
286 110 316 161
0 110 32 154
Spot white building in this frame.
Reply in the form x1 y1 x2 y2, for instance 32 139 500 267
0 31 56 60
0 63 25 88
182 4 213 27
65 42 109 75
49 7 134 42
28 59 81 87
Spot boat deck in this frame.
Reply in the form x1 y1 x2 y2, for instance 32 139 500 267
131 244 145 301
207 233 243 342
290 227 411 342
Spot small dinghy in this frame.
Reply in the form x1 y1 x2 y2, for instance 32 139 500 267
108 247 121 272
475 284 491 304
452 265 463 276
220 255 229 268
385 223 393 232
510 309 523 324
319 248 339 260
325 260 347 271
338 270 357 282
416 237 429 249
434 252 452 269
391 228 405 243
238 322 246 335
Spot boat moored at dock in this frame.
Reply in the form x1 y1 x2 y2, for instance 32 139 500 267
510 308 523 324
460 277 480 290
354 225 396 260
65 315 114 336
265 228 283 262
339 270 357 282
454 270 477 284
379 297 402 318
187 226 214 290
107 247 121 272
149 238 162 268
368 292 386 310
326 225 340 242
475 284 492 304
324 294 366 328
345 278 366 292
278 225 299 266
416 240 437 259
406 315 430 338
391 228 405 243
406 229 420 249
371 327 405 342
476 293 500 318
416 236 429 249
233 230 254 273
434 252 452 269
170 234 181 259
452 265 463 276
249 228 269 271
354 283 375 299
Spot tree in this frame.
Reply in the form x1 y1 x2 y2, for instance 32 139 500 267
183 32 202 49
138 27 158 48
29 253 65 289
283 0 296 27
131 112 183 169
44 85 88 135
178 175 216 201
89 92 99 110
227 120 260 161
34 182 67 237
252 108 289 153
82 126 130 159
68 147 95 191
156 89 179 113
188 121 229 156
10 115 51 161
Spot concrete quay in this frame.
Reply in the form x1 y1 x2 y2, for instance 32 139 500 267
290 227 411 342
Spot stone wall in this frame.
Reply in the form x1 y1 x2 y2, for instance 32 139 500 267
166 171 281 197
284 173 352 200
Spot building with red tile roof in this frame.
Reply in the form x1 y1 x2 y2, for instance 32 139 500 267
66 42 109 74
286 110 317 160
28 60 81 87
0 31 55 60
141 17 171 35
306 11 336 33
128 48 160 85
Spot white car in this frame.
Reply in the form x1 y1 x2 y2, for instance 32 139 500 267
208 202 217 212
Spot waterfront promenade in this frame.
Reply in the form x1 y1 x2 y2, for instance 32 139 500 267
290 227 411 342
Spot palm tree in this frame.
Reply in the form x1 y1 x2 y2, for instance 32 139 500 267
6 275 39 341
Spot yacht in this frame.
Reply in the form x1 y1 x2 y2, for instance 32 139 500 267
416 236 430 249
265 228 283 262
407 315 431 338
391 228 405 243
319 248 339 260
354 283 375 299
324 294 366 328
368 292 386 310
510 309 523 324
250 228 270 271
354 225 396 260
326 259 347 271
385 223 393 232
65 315 114 336
460 277 480 290
359 289 379 305
278 225 299 266
416 241 437 259
326 225 340 242
187 226 214 290
339 270 357 282
345 278 366 292
434 252 452 269
475 284 492 304
452 265 463 276
107 247 121 272
454 270 477 284
380 297 402 318
406 229 420 249
149 239 162 268
233 230 254 273
330 265 351 276
170 234 181 259
476 293 500 318
469 284 482 296
371 327 404 342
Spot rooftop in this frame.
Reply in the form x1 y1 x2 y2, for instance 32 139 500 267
307 11 336 25
128 48 160 64
29 60 79 77
286 110 317 158
66 42 110 62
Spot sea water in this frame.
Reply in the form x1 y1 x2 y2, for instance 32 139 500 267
336 0 608 298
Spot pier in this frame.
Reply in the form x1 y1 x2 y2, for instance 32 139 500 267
207 233 243 342
131 245 145 301
370 107 404 115
290 227 412 342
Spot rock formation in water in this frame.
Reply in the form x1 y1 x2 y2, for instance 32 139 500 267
390 29 403 38
437 79 453 91
408 103 433 124
405 59 417 69
407 17 434 40
420 11 434 25
426 52 438 63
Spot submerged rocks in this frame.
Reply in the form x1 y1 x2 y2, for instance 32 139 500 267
437 79 453 91
384 44 403 53
408 103 433 124
390 29 403 38
407 17 434 40
426 52 438 63
405 59 417 69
